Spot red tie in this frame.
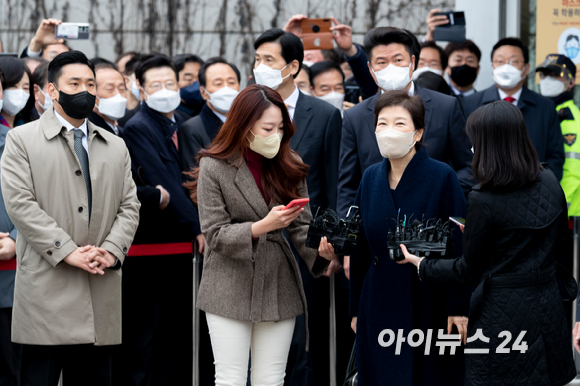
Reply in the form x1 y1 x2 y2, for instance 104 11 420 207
504 96 516 103
172 131 179 151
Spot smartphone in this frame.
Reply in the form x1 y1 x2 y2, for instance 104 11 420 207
301 18 334 50
433 11 466 42
449 217 466 226
55 23 90 40
283 198 310 211
433 11 465 25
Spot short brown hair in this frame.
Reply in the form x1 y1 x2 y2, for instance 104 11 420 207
374 90 425 150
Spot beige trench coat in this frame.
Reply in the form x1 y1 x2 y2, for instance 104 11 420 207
196 154 329 349
0 108 140 345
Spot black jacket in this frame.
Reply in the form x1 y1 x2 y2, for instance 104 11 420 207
178 104 223 173
291 92 342 212
420 168 575 385
123 103 201 244
337 83 474 217
462 86 565 180
89 110 162 214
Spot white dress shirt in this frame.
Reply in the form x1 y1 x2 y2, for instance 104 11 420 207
498 87 523 106
105 120 120 136
212 110 227 123
284 86 300 121
450 83 476 97
54 110 89 155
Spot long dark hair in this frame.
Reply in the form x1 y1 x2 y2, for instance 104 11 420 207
185 84 309 204
467 100 541 189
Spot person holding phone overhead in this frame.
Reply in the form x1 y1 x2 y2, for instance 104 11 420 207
349 90 468 386
185 84 337 385
398 101 576 386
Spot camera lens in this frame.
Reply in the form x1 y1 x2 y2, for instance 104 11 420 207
312 25 320 33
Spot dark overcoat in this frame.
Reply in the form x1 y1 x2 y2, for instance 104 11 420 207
350 148 468 386
421 168 576 385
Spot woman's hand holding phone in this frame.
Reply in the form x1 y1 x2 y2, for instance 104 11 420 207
251 205 303 238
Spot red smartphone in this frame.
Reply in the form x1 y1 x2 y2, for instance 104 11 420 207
283 198 310 211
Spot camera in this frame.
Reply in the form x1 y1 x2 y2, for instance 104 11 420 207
305 206 362 256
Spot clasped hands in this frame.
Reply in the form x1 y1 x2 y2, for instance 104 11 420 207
64 246 116 275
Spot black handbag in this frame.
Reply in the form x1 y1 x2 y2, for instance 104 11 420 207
343 342 358 386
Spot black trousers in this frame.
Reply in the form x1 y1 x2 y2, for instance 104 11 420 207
284 232 331 386
20 343 113 386
114 254 193 386
0 307 21 386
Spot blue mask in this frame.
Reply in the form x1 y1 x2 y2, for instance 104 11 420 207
180 81 204 106
566 47 579 59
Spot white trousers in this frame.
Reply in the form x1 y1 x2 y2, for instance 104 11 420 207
205 313 296 386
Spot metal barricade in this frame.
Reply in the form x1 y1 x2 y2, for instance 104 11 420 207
329 274 337 386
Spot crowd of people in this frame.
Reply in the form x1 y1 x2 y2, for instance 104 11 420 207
0 8 579 386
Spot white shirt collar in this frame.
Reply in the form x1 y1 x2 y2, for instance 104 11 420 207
497 87 523 105
212 110 227 123
54 110 88 136
284 86 300 109
105 120 119 135
407 82 415 96
450 83 476 97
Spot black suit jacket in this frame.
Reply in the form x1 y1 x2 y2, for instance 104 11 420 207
123 103 201 245
337 84 473 217
462 85 564 180
291 92 342 212
88 110 162 213
178 104 223 173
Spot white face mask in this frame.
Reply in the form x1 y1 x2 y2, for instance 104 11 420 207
204 86 239 114
248 131 283 159
375 129 417 159
131 79 140 99
315 91 345 111
97 93 128 120
0 100 3 113
539 76 566 98
145 88 181 113
40 89 53 112
300 89 312 96
302 61 315 68
492 64 525 89
2 89 30 117
253 63 291 90
372 64 412 91
412 66 443 81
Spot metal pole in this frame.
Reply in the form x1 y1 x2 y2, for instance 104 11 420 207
193 241 201 386
329 274 337 386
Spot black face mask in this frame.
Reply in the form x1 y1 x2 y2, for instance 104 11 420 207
450 64 478 87
54 86 96 120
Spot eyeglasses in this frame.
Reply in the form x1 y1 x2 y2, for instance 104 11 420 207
492 59 524 67
146 81 177 92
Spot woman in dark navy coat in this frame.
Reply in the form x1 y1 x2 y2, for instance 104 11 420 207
399 101 576 386
349 90 470 386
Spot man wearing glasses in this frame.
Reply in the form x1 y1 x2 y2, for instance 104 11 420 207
120 54 205 385
462 37 564 180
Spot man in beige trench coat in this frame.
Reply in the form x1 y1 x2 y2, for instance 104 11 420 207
0 51 140 386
